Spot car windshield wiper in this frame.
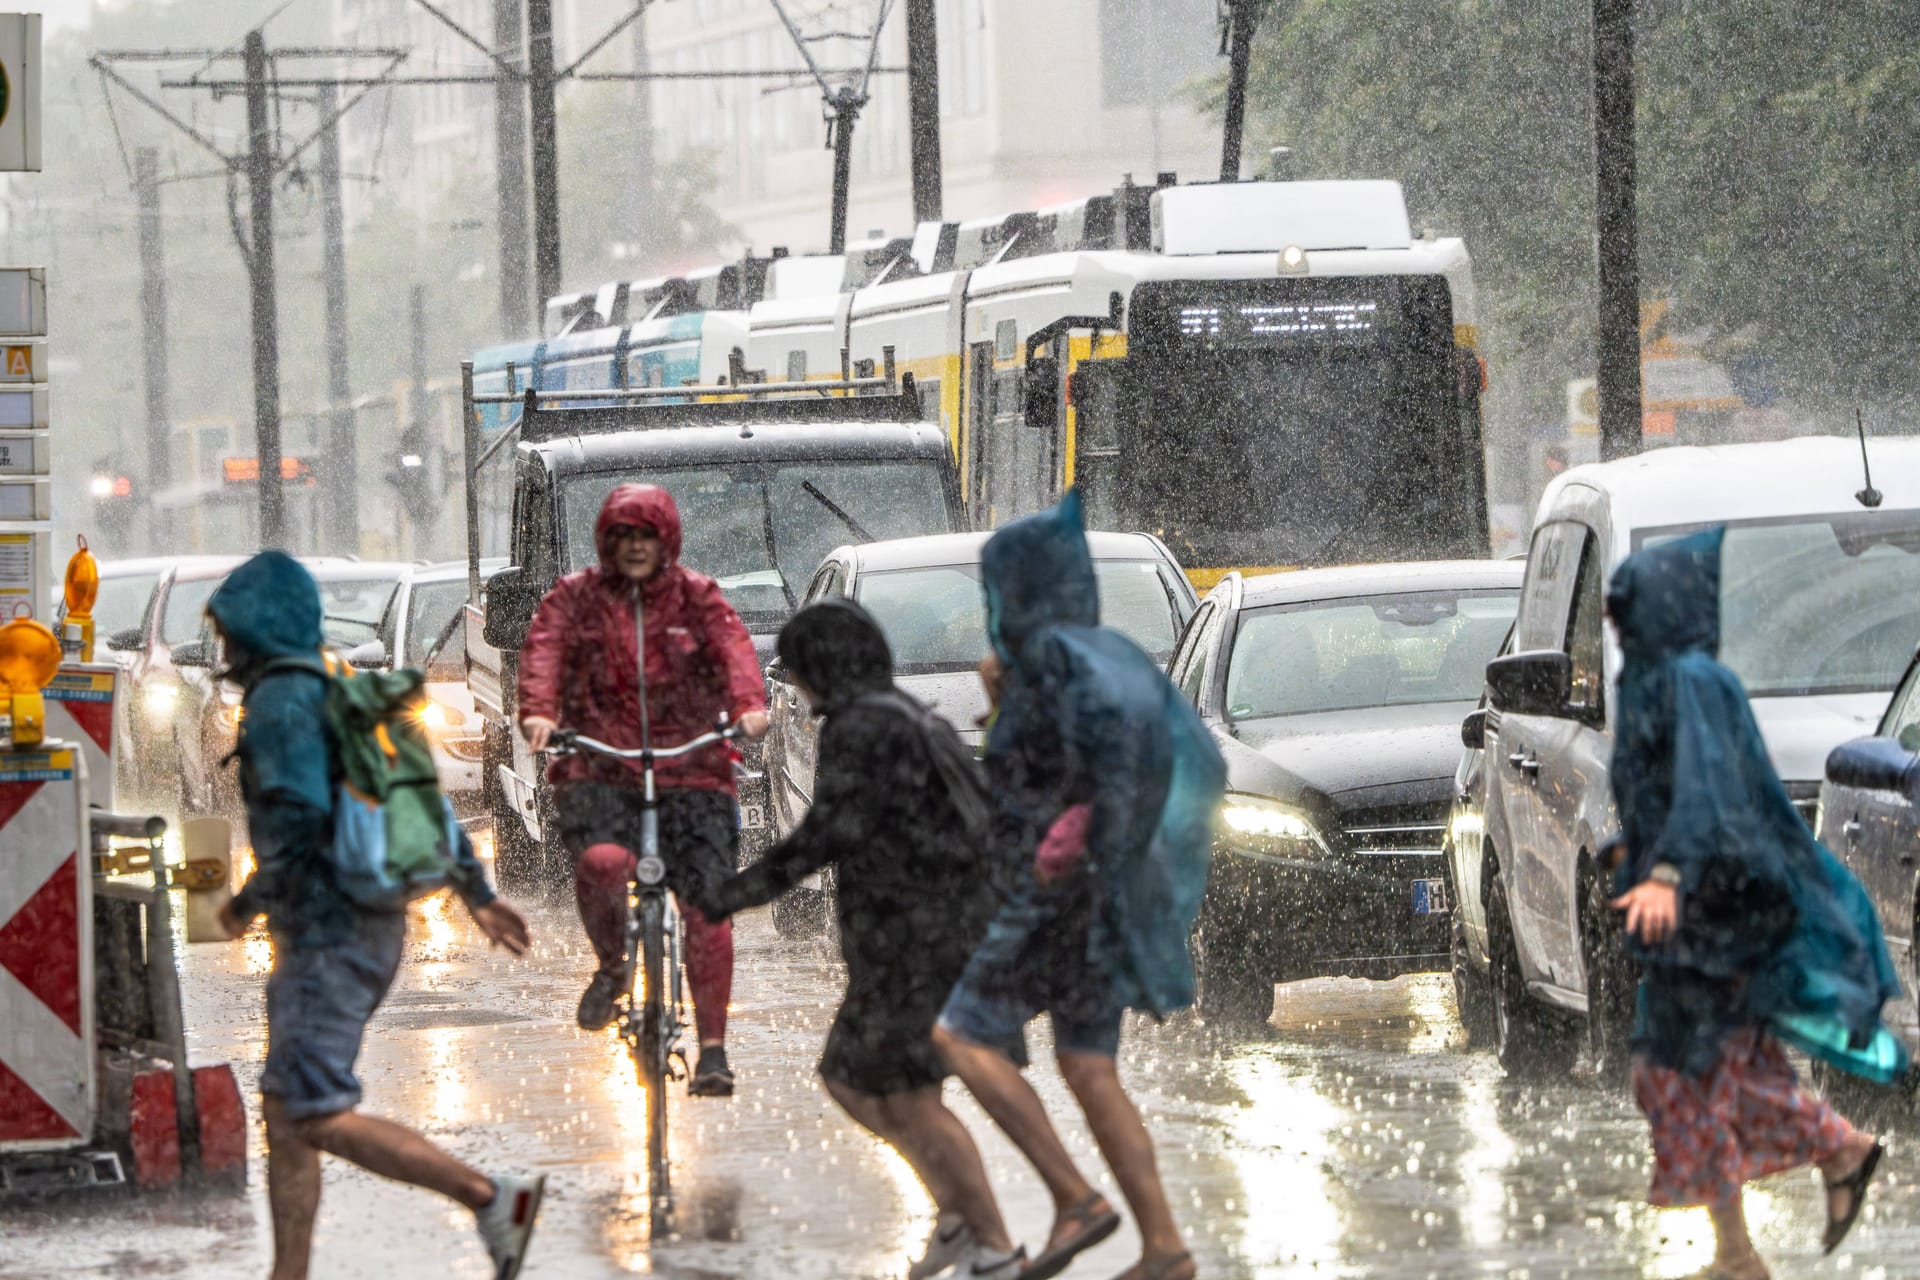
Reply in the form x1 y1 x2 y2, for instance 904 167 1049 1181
419 609 466 674
758 482 799 611
800 480 876 544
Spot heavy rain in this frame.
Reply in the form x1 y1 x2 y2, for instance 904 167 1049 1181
1 2 1917 1278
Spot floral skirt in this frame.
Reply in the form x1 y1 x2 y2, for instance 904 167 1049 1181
1631 1027 1856 1207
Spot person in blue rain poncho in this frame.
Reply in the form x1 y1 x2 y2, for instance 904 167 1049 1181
1606 527 1904 1280
931 491 1225 1280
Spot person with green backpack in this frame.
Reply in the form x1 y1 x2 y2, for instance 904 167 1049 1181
207 551 543 1280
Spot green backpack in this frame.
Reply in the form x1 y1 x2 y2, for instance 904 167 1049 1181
268 656 461 909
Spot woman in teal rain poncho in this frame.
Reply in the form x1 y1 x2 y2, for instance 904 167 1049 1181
1607 527 1905 1280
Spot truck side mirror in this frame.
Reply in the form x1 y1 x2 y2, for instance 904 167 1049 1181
1024 355 1060 433
1485 650 1571 717
482 566 538 652
1461 708 1488 750
1826 736 1920 801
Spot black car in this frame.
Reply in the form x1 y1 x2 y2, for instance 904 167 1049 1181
1176 560 1523 1020
1818 642 1920 1082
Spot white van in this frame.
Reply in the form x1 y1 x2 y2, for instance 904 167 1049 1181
1451 436 1920 1075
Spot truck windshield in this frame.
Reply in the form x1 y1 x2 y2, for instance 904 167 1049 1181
1636 511 1920 697
562 460 954 625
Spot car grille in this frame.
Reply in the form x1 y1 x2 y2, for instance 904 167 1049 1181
1339 799 1449 857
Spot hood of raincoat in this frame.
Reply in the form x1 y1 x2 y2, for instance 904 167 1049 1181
595 483 683 573
1606 525 1721 662
980 490 1226 1016
777 599 894 715
981 488 1098 664
206 551 323 676
1607 526 1907 1083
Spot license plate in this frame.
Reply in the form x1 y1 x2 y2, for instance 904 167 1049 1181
739 804 765 831
1412 877 1448 915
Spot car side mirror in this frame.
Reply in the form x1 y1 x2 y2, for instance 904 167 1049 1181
170 640 214 669
105 627 143 652
1461 708 1488 750
345 640 387 670
1825 736 1920 800
764 657 784 683
1024 355 1059 433
482 566 537 651
1485 650 1571 717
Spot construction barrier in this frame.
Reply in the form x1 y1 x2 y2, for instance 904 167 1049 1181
45 663 116 811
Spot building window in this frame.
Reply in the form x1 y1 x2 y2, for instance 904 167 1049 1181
1098 0 1216 109
939 0 987 118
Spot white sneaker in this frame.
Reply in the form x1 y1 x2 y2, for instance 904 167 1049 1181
475 1172 546 1280
960 1243 1027 1277
907 1213 974 1280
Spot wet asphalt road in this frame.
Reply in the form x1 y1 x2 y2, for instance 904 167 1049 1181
4 875 1918 1279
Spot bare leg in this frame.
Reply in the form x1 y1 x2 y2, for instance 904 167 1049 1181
264 1097 323 1280
294 1110 495 1210
1705 1196 1769 1280
1057 1052 1187 1268
932 1024 1108 1252
826 1078 1015 1253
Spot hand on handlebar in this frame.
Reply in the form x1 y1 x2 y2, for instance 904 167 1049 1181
738 710 769 741
522 715 559 752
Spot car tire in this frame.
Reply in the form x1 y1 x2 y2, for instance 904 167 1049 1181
1450 906 1496 1048
1487 871 1578 1079
1579 863 1637 1084
1192 914 1273 1026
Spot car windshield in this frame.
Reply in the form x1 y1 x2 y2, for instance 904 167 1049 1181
405 580 470 674
316 577 401 648
855 559 1188 674
563 461 953 625
162 574 229 645
1637 510 1920 697
92 572 160 640
1225 588 1520 719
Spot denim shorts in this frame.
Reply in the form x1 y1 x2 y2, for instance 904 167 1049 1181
938 883 1126 1060
260 910 406 1120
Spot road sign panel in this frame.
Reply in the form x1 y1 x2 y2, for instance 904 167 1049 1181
0 270 43 338
0 342 42 383
0 386 46 430
0 435 42 475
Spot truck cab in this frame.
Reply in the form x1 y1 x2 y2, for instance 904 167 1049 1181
461 371 965 888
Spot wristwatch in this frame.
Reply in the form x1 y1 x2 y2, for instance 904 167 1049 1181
1647 862 1682 888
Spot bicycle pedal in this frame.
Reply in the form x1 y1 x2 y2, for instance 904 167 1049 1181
668 1048 690 1082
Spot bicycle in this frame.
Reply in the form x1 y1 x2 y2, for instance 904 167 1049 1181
547 721 743 1231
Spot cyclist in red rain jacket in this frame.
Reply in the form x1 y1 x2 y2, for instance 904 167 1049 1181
518 483 769 1096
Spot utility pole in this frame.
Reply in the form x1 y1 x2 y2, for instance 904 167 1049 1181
827 89 861 254
527 0 563 312
904 0 941 223
1593 0 1643 460
1219 0 1264 182
494 0 532 335
243 29 285 547
318 82 360 552
133 147 172 547
629 0 656 258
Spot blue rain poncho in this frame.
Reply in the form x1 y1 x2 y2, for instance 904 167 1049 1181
1607 527 1907 1082
980 491 1226 1016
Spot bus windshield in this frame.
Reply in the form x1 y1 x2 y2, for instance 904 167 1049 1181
562 460 955 625
1079 275 1485 569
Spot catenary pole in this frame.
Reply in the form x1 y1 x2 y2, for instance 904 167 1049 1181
243 30 285 547
134 147 172 548
904 0 941 223
527 0 562 311
1219 0 1262 182
318 81 359 550
494 0 532 335
1593 0 1643 460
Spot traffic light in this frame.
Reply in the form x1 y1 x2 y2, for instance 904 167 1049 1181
385 426 434 528
87 465 136 552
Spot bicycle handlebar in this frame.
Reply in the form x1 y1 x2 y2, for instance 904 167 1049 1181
547 723 743 761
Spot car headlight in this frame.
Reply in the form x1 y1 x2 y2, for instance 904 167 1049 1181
1217 793 1333 860
142 679 180 717
417 700 466 733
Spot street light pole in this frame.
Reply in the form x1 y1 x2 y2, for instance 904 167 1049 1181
1219 0 1263 182
318 82 359 551
827 88 862 255
904 0 942 223
1593 0 1643 461
133 147 171 548
526 0 562 312
243 29 285 547
494 0 532 335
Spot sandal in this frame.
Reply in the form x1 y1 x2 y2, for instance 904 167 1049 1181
1823 1138 1885 1254
1020 1193 1122 1280
1107 1252 1195 1280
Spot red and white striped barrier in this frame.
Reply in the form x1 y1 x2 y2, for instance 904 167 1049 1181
0 743 93 1152
45 664 116 812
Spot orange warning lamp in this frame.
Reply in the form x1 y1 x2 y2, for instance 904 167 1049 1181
63 535 100 662
0 619 60 749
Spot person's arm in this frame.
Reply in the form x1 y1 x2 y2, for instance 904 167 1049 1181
692 577 768 728
226 674 333 924
445 823 496 910
516 579 575 746
701 714 885 917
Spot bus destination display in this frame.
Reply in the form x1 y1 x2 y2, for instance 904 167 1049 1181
1175 298 1388 346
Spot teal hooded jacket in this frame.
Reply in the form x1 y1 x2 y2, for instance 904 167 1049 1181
1608 527 1906 1081
980 491 1225 1015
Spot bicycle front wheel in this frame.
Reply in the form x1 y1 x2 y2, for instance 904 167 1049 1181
637 892 671 1218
